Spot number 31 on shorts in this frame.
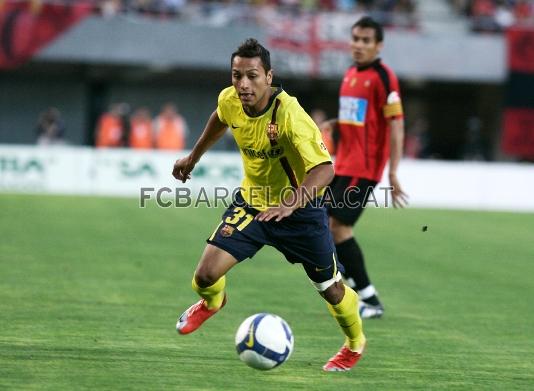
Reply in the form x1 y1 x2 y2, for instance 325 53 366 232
225 207 254 231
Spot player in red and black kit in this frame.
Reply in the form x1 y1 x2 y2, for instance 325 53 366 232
321 16 408 319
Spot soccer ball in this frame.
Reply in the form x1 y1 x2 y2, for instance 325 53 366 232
235 313 294 370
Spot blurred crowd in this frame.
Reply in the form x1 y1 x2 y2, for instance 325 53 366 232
36 103 189 150
37 104 493 160
450 0 534 31
96 0 418 28
94 102 188 149
97 0 534 32
36 107 67 146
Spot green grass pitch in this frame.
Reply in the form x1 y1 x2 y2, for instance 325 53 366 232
1 194 533 390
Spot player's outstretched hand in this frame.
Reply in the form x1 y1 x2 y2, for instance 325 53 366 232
256 204 295 222
172 156 196 183
389 173 409 208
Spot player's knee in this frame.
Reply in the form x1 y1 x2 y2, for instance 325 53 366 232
313 274 344 305
321 281 345 305
329 218 352 243
330 228 344 243
194 268 219 288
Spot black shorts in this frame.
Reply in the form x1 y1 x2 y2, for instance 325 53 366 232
207 192 344 284
326 176 378 226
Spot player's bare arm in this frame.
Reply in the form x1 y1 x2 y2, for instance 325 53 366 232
172 110 228 183
388 117 408 208
256 162 334 222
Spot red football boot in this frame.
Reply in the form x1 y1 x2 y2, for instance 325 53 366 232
323 344 365 372
176 294 227 335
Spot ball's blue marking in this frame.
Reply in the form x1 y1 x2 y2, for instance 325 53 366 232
281 320 292 342
263 346 290 367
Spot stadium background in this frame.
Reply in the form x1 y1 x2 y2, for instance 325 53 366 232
1 1 534 390
1 0 532 158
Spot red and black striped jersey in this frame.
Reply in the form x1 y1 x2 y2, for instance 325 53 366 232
335 58 403 181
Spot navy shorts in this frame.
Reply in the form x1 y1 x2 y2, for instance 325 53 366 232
326 176 378 226
207 192 344 284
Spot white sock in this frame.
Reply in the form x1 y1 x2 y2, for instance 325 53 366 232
357 285 377 301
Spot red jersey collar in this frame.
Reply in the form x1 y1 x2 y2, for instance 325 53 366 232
355 58 381 71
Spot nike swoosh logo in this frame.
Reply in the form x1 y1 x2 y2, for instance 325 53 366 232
231 124 239 129
245 323 255 348
315 265 332 272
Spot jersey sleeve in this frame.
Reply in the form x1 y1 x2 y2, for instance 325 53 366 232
285 101 332 172
382 69 403 119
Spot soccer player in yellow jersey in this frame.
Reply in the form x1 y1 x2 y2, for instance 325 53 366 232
173 38 365 371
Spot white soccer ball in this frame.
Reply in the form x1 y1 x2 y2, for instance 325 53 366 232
235 313 294 370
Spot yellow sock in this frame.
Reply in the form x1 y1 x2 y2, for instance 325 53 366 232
192 275 226 310
327 284 366 352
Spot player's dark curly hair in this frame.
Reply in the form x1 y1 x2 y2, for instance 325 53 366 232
231 38 271 73
353 16 384 43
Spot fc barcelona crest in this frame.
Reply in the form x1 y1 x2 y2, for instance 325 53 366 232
220 224 235 237
267 123 279 142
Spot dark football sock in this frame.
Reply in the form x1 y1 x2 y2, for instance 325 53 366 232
335 237 371 290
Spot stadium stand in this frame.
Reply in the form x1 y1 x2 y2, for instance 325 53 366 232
449 0 534 32
95 0 419 29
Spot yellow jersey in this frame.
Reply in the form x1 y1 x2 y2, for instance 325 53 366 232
217 86 332 211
